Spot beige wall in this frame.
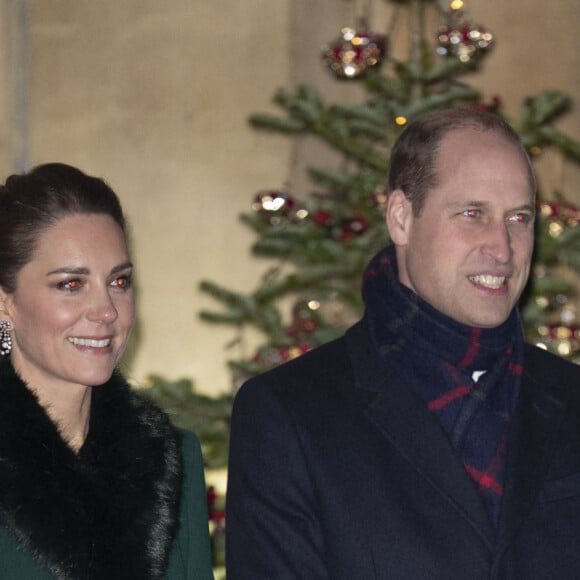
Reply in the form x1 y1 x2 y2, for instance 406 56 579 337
1 1 579 395
8 1 293 394
0 0 29 177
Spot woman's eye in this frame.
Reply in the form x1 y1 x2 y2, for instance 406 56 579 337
57 279 82 292
112 275 132 290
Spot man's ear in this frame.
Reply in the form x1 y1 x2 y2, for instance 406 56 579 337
386 189 413 246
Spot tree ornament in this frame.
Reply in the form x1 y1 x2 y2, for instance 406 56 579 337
436 23 493 63
436 4 494 64
277 346 291 363
322 27 386 79
289 345 312 360
370 184 389 212
286 300 320 339
252 345 285 367
206 486 218 519
540 200 580 228
210 510 226 568
538 198 580 238
339 217 369 240
312 210 335 228
474 95 502 114
533 324 580 359
252 190 297 225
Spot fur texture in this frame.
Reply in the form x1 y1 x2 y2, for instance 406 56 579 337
0 358 183 580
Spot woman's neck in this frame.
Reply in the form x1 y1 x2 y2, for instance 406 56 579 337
13 364 93 453
53 389 92 452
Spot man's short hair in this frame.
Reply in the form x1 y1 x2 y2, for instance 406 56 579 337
387 108 536 216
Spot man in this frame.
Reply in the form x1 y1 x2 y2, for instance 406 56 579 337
226 108 580 579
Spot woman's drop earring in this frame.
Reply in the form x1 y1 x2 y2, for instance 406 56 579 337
0 320 12 355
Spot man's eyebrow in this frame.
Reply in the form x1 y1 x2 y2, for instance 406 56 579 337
448 201 536 213
513 203 536 213
504 203 536 217
447 198 487 206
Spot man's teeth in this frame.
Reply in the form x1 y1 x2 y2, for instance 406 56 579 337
469 275 505 289
68 337 111 347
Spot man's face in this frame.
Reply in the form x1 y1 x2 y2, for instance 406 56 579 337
387 128 535 329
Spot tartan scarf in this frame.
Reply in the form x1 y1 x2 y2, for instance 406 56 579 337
362 245 524 527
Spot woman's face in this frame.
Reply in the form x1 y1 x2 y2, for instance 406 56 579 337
0 213 135 394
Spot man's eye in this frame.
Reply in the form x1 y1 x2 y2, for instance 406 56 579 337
463 209 480 218
509 213 532 224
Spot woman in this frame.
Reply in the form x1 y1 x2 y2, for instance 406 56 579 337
0 163 214 579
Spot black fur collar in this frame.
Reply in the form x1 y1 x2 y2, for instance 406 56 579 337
0 358 182 580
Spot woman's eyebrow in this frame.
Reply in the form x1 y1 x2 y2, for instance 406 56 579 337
111 262 133 275
46 266 90 276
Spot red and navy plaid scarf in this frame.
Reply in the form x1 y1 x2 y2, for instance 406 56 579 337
362 245 523 527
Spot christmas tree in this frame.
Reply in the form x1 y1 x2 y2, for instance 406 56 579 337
199 0 580 382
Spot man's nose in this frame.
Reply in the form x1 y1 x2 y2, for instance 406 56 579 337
482 221 512 264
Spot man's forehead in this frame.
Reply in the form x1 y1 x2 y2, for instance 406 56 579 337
437 126 517 154
434 128 534 185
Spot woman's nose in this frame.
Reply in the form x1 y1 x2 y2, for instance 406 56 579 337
86 290 118 323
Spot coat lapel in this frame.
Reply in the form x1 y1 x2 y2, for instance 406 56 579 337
345 322 495 548
494 345 569 559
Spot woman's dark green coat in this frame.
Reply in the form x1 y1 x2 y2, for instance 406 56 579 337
0 358 214 580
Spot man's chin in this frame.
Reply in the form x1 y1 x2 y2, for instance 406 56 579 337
465 310 512 329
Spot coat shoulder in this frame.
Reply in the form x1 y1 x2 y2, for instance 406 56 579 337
524 342 580 371
524 343 580 388
237 333 353 406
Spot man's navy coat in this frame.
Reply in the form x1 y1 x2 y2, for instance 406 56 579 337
226 320 580 579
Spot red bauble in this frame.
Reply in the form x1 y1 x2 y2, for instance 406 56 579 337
474 95 502 114
207 486 217 514
313 210 334 227
280 346 291 361
287 301 320 338
339 217 369 240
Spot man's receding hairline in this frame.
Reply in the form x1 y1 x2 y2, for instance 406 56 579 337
428 124 536 197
